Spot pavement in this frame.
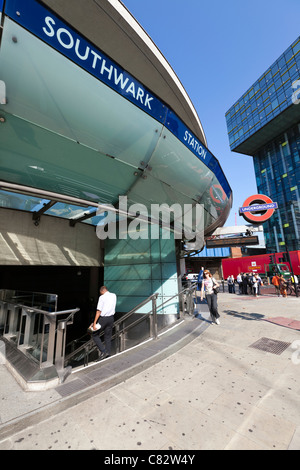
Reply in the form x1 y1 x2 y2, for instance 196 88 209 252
0 288 300 451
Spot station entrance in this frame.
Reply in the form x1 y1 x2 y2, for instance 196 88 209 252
0 200 191 389
0 265 103 341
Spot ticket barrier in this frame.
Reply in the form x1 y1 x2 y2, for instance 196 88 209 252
0 290 79 390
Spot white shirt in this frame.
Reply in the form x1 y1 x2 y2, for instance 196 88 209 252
97 291 116 317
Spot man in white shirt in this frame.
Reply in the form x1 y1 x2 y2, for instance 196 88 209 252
92 286 116 360
237 273 242 294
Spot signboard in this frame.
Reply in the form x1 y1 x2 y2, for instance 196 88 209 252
239 194 277 224
206 236 259 248
248 265 261 271
239 202 278 213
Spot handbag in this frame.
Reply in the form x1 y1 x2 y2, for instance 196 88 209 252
213 279 220 294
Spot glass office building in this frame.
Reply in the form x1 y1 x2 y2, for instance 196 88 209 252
226 37 300 253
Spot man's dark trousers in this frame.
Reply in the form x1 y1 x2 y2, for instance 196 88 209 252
92 315 114 355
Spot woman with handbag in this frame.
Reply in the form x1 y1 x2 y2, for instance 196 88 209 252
200 270 221 325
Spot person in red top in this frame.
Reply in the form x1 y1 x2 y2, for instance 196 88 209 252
272 274 280 297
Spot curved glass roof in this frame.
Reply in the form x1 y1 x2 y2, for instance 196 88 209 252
0 0 232 237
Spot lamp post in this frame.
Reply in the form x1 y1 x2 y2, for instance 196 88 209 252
282 227 298 297
285 250 298 297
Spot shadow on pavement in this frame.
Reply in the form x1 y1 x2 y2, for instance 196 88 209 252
224 310 265 321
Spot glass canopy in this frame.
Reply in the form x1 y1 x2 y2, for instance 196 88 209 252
0 189 106 226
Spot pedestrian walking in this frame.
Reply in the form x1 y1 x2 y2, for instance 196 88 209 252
242 273 248 294
200 270 220 325
248 273 254 295
253 273 262 296
237 273 243 294
272 273 281 296
227 275 235 293
91 286 117 360
197 266 204 291
279 275 287 298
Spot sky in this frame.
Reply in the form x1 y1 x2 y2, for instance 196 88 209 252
121 0 300 228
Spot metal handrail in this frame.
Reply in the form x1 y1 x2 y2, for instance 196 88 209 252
64 297 159 362
111 281 197 330
113 293 158 328
22 307 79 317
0 299 79 379
115 282 198 333
64 295 160 362
65 281 198 366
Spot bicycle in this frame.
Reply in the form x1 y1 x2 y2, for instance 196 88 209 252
286 279 300 296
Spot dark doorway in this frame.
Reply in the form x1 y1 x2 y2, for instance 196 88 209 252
0 265 104 341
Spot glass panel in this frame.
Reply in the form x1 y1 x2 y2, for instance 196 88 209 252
0 19 163 168
82 211 109 226
105 236 152 266
110 279 152 297
0 113 141 203
0 289 57 311
0 190 49 211
45 203 98 222
0 190 107 226
105 264 152 281
148 128 214 201
1 15 231 236
292 40 300 55
104 227 178 314
114 295 152 314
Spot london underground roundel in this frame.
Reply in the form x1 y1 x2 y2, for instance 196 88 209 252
239 194 278 224
209 184 226 204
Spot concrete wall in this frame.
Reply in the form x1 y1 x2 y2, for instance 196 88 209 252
0 208 102 266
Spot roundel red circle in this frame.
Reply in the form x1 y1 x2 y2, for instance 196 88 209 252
209 184 226 204
241 194 275 223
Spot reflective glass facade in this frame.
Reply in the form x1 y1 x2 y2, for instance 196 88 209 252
105 227 178 315
253 124 300 252
226 37 300 151
226 37 300 253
